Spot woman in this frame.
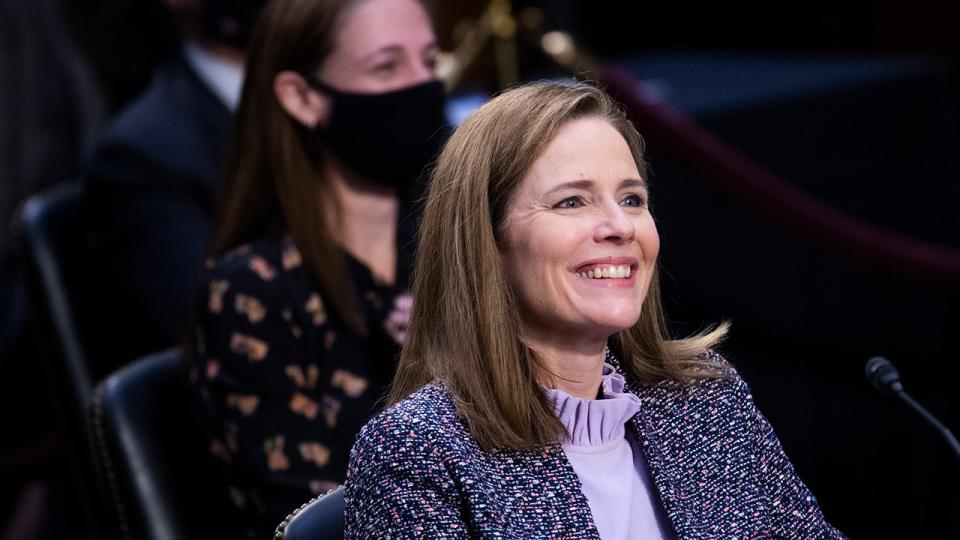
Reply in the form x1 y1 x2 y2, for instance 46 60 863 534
344 82 844 539
188 0 447 536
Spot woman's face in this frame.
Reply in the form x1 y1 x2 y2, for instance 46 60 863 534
318 0 438 93
499 118 660 344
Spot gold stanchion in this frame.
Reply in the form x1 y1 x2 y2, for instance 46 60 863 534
438 3 598 92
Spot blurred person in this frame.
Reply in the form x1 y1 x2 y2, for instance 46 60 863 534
0 0 104 243
0 0 105 355
344 82 844 539
188 0 447 536
82 0 268 368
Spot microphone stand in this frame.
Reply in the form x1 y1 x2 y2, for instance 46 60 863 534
894 390 960 460
866 356 960 461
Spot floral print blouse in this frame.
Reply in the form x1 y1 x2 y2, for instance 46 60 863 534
190 223 413 539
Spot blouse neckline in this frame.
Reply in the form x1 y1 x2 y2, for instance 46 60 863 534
544 362 643 448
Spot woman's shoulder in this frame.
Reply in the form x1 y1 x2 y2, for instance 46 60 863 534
351 383 467 457
359 383 462 437
198 232 313 324
695 348 741 382
641 349 754 413
203 232 299 283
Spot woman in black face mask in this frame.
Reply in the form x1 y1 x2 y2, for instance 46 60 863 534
187 0 446 537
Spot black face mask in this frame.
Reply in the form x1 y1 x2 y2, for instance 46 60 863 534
307 78 449 192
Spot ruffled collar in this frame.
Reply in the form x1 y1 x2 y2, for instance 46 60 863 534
544 362 643 448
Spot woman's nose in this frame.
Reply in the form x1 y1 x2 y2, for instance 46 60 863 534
594 204 635 245
413 61 435 84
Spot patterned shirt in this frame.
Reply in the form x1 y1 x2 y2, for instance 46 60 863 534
190 222 414 539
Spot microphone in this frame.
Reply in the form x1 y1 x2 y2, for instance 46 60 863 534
865 356 960 460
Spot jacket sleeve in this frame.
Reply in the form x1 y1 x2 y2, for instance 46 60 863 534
344 413 469 539
740 376 847 539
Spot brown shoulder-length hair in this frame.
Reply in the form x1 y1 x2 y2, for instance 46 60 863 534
389 81 728 452
211 0 365 333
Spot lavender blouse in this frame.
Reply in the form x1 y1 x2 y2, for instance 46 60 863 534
546 364 676 540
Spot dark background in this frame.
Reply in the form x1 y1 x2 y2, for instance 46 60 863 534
554 1 960 537
2 0 958 538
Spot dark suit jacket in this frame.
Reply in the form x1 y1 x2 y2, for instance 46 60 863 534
345 350 845 539
83 52 231 372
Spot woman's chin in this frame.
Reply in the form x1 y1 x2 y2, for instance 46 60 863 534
576 313 641 338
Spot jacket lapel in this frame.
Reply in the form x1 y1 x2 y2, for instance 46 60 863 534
608 350 699 539
515 444 602 539
630 381 700 538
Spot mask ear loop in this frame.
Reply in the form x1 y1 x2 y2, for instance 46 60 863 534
296 74 339 131
299 72 340 96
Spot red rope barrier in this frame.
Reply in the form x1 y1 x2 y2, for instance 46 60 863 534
599 64 960 284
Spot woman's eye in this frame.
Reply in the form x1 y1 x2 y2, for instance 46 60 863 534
622 194 646 208
554 197 584 209
372 61 398 74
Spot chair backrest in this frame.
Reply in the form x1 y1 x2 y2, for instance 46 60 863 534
88 348 240 540
14 178 118 538
274 486 345 540
15 179 92 419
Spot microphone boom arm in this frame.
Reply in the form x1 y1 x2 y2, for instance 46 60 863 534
896 390 960 460
866 356 960 461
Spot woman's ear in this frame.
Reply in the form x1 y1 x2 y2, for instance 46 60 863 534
273 71 331 128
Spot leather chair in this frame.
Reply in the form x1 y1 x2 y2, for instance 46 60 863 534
15 180 93 428
274 486 345 540
88 348 240 540
14 179 106 537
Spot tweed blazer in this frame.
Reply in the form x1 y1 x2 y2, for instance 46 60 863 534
344 351 845 539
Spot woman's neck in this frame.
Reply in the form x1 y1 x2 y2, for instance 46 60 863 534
324 159 399 284
526 331 608 400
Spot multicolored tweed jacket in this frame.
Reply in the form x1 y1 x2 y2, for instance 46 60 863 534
344 351 845 539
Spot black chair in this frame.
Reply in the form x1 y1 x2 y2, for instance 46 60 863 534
14 179 107 536
88 348 240 540
274 486 345 540
15 180 93 427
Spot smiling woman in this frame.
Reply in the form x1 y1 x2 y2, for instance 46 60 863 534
343 81 846 539
499 118 661 399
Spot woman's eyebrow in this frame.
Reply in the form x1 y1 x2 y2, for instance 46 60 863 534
357 45 403 64
359 39 438 64
543 179 594 197
619 178 647 189
543 177 646 198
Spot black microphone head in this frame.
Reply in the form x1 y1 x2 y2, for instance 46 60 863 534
865 356 903 396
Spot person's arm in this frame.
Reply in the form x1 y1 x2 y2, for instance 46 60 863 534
737 376 846 539
344 410 469 539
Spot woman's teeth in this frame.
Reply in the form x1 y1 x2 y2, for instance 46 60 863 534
577 265 632 279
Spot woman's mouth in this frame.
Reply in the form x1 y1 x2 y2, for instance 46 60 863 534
576 264 632 279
